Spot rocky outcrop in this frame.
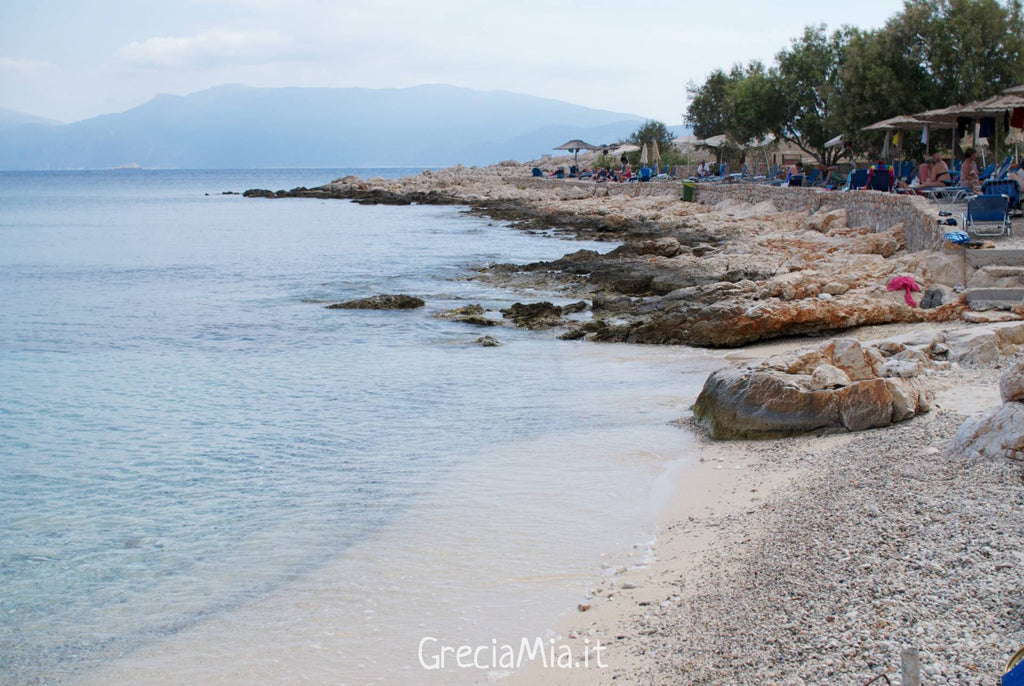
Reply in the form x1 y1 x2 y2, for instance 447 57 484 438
326 294 425 310
436 304 501 327
947 359 1024 460
695 322 1024 440
693 337 933 439
499 301 586 329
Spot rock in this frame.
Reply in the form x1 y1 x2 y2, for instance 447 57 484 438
830 338 878 381
474 335 501 347
500 301 565 329
822 282 849 296
948 402 1024 459
879 359 921 378
438 304 501 327
693 368 839 440
561 300 589 314
810 364 851 390
944 329 1000 365
1000 360 1024 403
887 379 922 422
326 294 425 310
835 379 894 431
242 188 276 198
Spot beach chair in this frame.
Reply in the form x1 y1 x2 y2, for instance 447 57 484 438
962 194 1011 237
847 168 869 190
804 168 820 186
979 162 997 180
898 160 915 181
532 167 543 177
865 170 893 192
991 155 1015 181
981 179 1021 214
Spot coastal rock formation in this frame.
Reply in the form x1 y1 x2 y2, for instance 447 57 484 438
499 301 586 329
326 294 425 310
436 304 501 327
696 323 1024 440
248 163 1020 347
948 357 1024 460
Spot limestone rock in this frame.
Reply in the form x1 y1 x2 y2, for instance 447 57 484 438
693 368 838 440
947 402 1024 460
830 338 878 381
810 364 851 390
835 379 894 431
437 304 500 327
500 302 565 329
474 335 501 347
327 294 425 310
1000 360 1024 403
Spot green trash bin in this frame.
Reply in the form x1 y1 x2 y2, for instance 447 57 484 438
682 181 695 202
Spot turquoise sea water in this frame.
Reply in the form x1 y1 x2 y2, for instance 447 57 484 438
0 169 719 685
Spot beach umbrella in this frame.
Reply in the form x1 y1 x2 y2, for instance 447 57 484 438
651 140 661 172
824 134 844 148
553 139 599 168
639 143 648 166
1004 84 1024 95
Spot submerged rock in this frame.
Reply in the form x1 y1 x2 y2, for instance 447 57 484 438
326 294 425 310
500 302 565 329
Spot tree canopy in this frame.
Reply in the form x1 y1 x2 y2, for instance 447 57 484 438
684 0 1024 164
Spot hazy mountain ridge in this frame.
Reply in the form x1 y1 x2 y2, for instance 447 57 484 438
0 85 672 170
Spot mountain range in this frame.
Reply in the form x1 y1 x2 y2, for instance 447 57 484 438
0 85 686 170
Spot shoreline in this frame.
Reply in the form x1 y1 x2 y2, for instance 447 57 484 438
241 163 1022 684
507 329 1023 685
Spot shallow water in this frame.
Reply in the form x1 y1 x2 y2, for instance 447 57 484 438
0 169 720 684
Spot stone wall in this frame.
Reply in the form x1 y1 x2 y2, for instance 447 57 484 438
515 178 682 199
694 183 943 252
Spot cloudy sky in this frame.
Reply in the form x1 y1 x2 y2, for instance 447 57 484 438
1 0 904 124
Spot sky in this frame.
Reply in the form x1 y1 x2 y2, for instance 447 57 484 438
1 0 907 124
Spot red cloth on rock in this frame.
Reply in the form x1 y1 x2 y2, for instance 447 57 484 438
887 276 921 307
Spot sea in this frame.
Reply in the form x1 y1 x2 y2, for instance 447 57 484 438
0 168 722 685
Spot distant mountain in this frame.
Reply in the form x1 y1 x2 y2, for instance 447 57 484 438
0 107 62 129
0 84 655 170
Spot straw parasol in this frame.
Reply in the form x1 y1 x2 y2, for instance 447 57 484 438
651 140 661 170
553 139 599 168
1004 84 1024 95
639 143 648 166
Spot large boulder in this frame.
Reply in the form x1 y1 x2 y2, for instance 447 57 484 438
947 402 1024 460
693 337 935 440
1001 360 1024 403
692 368 838 440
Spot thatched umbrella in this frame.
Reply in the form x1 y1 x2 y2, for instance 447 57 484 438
1003 84 1024 95
553 139 599 168
651 140 661 172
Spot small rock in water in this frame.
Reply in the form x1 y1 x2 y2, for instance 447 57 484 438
474 335 501 347
326 294 425 310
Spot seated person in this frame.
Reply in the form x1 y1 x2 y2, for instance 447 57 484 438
619 163 632 181
783 162 802 186
959 148 981 193
569 165 578 178
919 153 953 187
593 168 609 181
863 160 895 191
897 160 931 189
696 161 710 178
1007 162 1024 194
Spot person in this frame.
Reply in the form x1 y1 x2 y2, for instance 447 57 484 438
696 160 710 178
959 148 981 193
783 161 802 186
863 160 894 191
1006 161 1023 194
619 161 632 181
919 152 952 188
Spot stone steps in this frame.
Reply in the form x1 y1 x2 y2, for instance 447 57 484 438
965 287 1024 310
966 248 1024 268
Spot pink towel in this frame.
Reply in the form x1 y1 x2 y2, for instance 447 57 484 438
887 276 920 307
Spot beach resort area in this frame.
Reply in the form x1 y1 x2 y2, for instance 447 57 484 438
245 140 1024 684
